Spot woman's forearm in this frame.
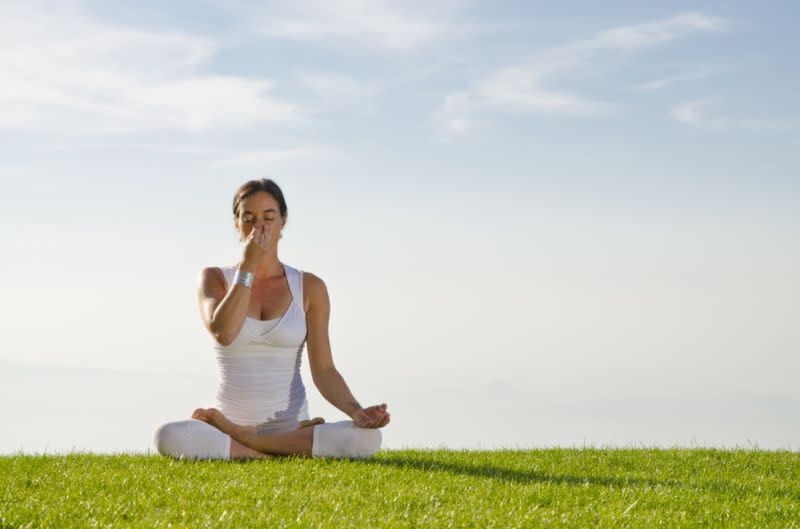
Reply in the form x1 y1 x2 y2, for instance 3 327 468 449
313 368 363 418
210 259 255 345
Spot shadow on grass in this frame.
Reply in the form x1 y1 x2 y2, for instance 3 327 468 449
357 453 794 499
360 453 683 489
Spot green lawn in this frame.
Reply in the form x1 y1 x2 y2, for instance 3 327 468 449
2 448 798 528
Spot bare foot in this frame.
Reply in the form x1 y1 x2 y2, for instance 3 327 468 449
296 417 325 429
191 407 255 444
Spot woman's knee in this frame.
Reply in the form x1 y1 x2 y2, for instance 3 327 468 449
153 419 231 461
311 420 382 459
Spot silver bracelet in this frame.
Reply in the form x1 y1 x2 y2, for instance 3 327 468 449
234 269 255 288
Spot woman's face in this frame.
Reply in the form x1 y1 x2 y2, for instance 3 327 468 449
235 191 285 243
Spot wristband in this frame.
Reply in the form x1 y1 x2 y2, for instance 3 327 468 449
234 269 255 288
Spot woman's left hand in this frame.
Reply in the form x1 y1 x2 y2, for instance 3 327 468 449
352 403 390 428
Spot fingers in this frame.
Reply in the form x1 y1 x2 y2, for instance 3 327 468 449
249 224 268 249
351 404 390 428
368 412 389 428
358 413 389 429
364 405 389 428
247 224 261 243
191 408 210 423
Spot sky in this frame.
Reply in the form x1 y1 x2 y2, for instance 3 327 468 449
1 1 798 455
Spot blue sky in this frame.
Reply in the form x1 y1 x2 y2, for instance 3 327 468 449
1 1 798 454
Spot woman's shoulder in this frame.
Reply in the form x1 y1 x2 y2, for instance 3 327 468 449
301 269 328 307
198 265 234 289
299 268 324 287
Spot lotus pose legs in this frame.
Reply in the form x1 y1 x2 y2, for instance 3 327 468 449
192 407 325 457
191 407 382 459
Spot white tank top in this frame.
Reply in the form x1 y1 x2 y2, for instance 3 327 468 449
213 262 310 431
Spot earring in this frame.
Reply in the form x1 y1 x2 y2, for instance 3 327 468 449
279 231 283 239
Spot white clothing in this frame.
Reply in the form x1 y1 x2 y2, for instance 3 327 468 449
153 419 231 461
153 418 381 461
214 262 310 432
313 420 382 459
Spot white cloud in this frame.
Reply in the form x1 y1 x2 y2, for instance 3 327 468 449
0 2 303 134
432 12 726 138
631 69 713 92
43 142 229 154
211 146 339 170
584 12 725 50
474 66 609 115
431 92 477 137
671 98 714 126
670 98 794 131
295 70 380 111
241 0 477 53
0 164 30 181
38 140 338 169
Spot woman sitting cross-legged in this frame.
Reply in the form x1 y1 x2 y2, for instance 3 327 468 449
153 178 390 461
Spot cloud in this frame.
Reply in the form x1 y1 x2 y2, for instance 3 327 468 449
671 98 714 126
0 2 304 134
43 142 229 154
474 66 610 115
631 69 713 92
0 164 30 181
583 12 725 50
431 92 477 136
38 140 338 169
211 146 339 170
432 12 726 138
239 0 477 53
295 70 380 112
670 98 795 131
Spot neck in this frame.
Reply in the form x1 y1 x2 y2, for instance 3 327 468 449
241 256 284 279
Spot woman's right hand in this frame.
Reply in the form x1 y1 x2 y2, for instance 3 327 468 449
352 403 390 429
241 223 270 268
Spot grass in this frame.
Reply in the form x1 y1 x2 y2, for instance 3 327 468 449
1 448 799 528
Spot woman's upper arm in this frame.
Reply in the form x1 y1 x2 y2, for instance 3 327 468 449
305 272 335 378
197 267 227 342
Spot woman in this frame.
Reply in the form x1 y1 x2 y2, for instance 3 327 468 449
153 179 390 460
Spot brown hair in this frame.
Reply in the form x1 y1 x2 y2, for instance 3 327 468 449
232 178 288 220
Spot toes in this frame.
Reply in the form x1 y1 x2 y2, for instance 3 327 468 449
296 417 326 429
192 408 212 423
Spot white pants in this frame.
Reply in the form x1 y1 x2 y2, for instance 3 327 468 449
153 419 382 460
